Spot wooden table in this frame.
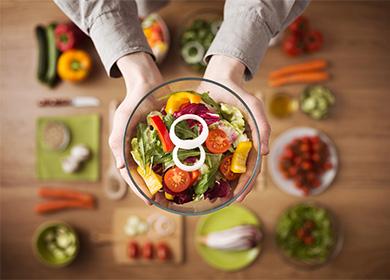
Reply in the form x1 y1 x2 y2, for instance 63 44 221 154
1 1 390 279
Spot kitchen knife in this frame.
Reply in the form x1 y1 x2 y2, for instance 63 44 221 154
38 96 100 107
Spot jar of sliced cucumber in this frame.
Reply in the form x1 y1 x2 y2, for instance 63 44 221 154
180 14 221 71
300 85 335 120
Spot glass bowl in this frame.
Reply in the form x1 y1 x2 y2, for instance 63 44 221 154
275 201 343 269
123 77 262 216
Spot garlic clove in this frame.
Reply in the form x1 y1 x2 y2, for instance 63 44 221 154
70 144 90 162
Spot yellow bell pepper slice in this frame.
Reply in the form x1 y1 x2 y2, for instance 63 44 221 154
165 192 174 200
165 91 201 114
231 141 253 173
137 166 163 195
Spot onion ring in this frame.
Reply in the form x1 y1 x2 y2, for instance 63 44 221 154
169 114 209 150
172 145 205 172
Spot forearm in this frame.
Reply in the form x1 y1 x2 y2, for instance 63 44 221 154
53 0 153 78
205 0 310 80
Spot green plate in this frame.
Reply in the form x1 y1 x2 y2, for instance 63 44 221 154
36 114 100 181
195 205 262 271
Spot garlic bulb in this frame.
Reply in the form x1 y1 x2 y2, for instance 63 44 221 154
62 157 80 173
70 144 90 161
199 225 262 251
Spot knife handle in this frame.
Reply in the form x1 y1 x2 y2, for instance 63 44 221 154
38 98 71 107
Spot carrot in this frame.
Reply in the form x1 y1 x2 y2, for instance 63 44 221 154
269 71 330 87
35 199 94 214
38 187 94 203
269 59 328 80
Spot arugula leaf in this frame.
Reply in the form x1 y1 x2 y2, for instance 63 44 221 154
155 149 201 170
131 123 165 170
201 92 221 115
163 113 175 129
194 154 222 195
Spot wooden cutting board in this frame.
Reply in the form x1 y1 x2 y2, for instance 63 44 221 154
112 207 184 264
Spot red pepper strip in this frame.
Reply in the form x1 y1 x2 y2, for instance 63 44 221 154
190 170 201 185
150 115 174 152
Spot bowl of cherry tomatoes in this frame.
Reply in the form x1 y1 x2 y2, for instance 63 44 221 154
268 127 338 196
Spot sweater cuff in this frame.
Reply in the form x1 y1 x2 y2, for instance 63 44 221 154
90 11 153 78
205 11 272 81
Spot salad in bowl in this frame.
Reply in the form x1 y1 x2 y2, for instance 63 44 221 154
124 78 261 215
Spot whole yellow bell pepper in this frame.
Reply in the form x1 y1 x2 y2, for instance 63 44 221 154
137 165 163 195
231 141 253 173
57 49 92 82
165 91 201 114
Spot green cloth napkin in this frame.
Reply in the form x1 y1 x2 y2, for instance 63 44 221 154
36 114 100 181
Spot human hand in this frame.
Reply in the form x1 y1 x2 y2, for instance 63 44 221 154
201 55 271 202
109 52 164 204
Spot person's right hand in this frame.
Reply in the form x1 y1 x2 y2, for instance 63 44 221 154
109 52 164 204
200 55 271 202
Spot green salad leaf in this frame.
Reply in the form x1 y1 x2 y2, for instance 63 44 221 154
155 149 201 171
194 154 222 195
220 103 246 133
130 123 164 170
200 92 221 115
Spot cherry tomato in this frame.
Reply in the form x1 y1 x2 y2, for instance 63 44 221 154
303 235 315 245
288 16 309 35
163 167 191 193
283 34 304 56
205 128 231 154
128 241 139 259
156 242 170 261
219 155 240 181
304 30 324 53
142 242 153 259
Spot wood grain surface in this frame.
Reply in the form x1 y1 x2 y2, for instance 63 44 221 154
1 0 390 279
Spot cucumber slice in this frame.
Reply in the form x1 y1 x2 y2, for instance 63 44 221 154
44 231 55 243
181 30 197 45
64 245 76 257
317 98 328 111
56 233 72 249
192 19 209 30
301 98 316 112
181 41 205 64
311 110 325 120
52 248 67 260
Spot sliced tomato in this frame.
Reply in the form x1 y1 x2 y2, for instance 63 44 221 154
219 155 240 181
205 128 231 154
163 167 191 193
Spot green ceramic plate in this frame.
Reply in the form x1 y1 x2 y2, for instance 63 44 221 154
195 204 262 271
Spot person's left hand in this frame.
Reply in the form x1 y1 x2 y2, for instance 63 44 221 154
200 55 271 202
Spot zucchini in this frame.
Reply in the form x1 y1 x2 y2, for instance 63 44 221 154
35 25 48 83
45 23 59 87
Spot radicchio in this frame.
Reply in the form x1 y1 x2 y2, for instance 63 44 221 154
204 180 231 200
173 103 220 127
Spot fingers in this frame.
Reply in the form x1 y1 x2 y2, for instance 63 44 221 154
248 96 271 156
108 99 136 169
119 167 152 205
233 147 262 202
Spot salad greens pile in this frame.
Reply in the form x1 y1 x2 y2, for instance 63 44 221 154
276 203 335 264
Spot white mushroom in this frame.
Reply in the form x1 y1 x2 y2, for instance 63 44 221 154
62 157 80 173
70 144 90 162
